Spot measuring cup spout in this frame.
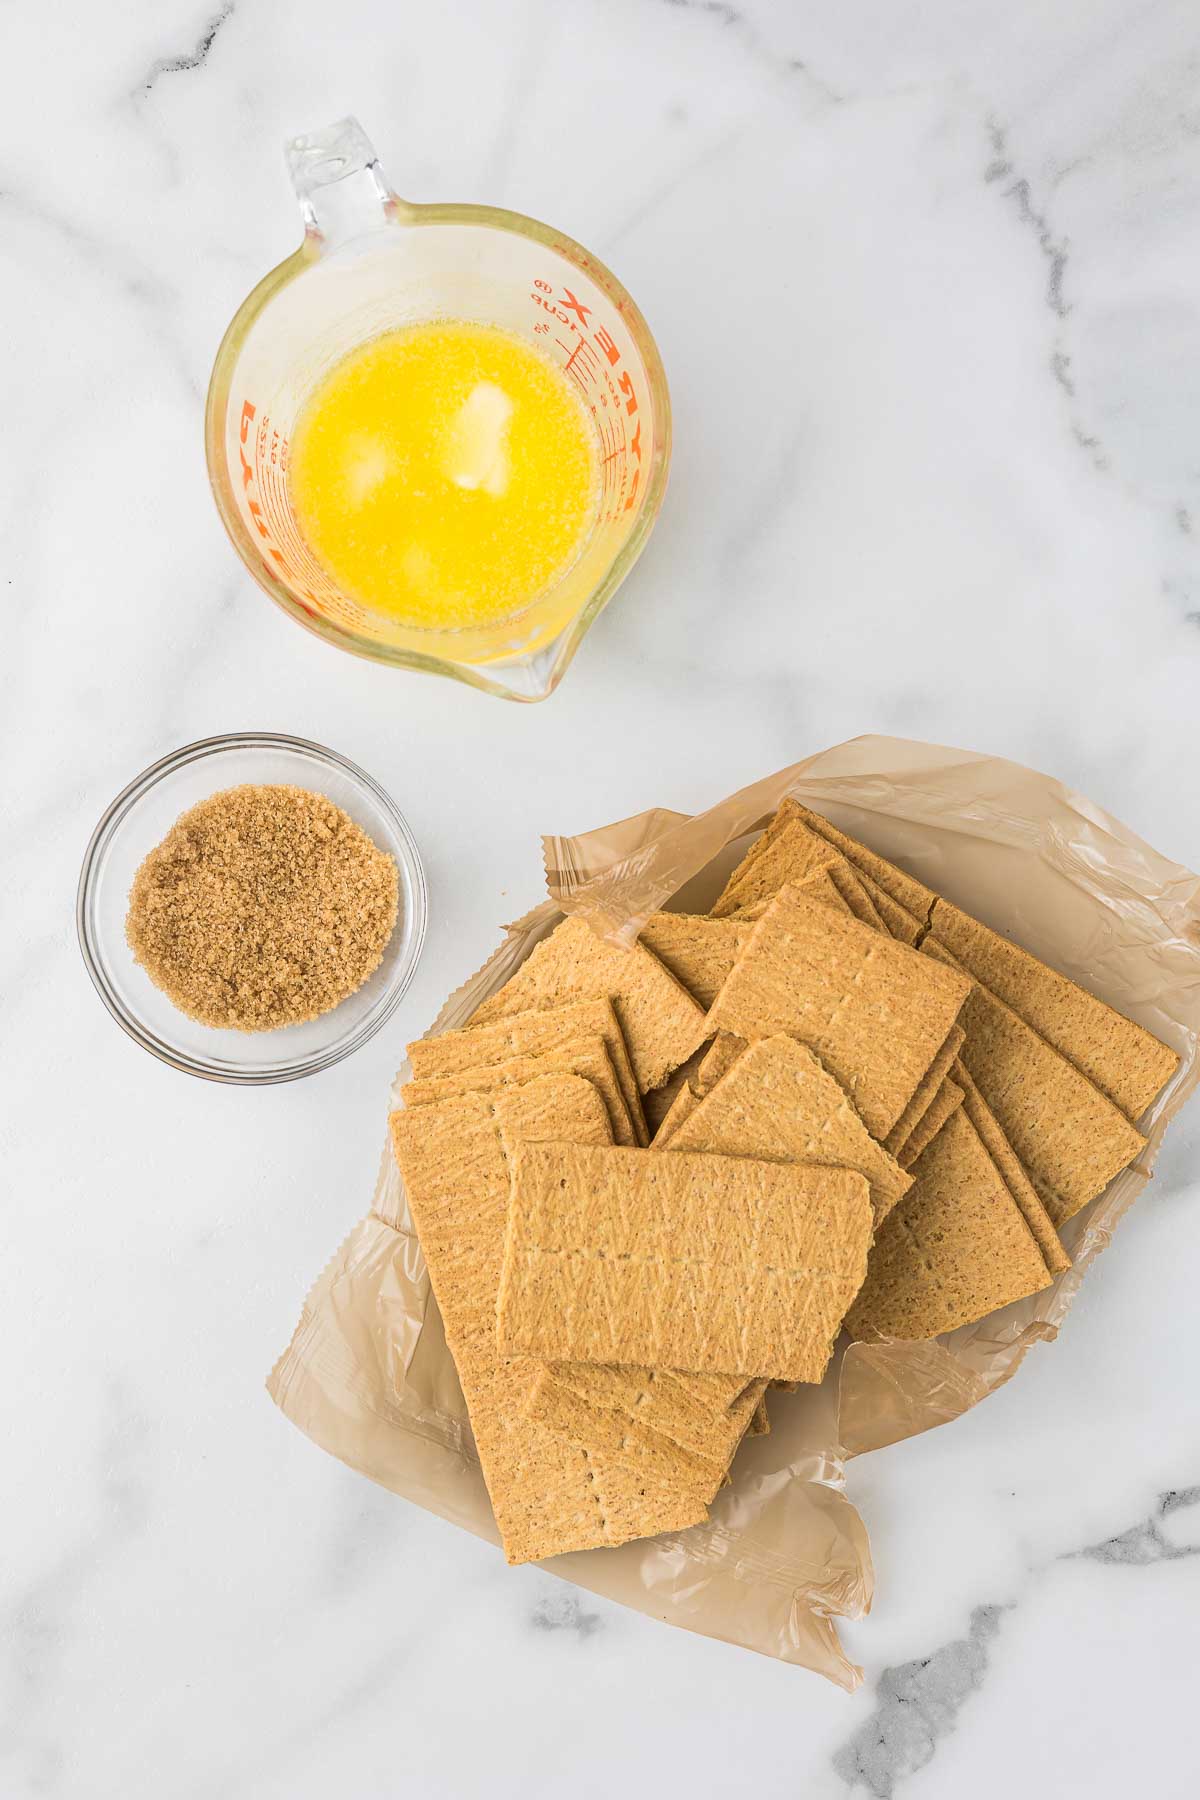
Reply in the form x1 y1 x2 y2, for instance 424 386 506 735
284 117 403 251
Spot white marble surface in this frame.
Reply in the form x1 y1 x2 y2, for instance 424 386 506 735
5 1 1200 1793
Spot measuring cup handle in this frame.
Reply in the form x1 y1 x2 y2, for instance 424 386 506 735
284 117 404 250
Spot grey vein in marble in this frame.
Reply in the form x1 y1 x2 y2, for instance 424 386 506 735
0 182 197 399
832 1605 1007 1799
1068 1484 1200 1565
983 117 1115 475
603 124 744 252
1071 422 1107 464
529 1590 603 1638
139 1 236 95
985 120 1069 319
1051 348 1075 396
660 0 844 103
833 1482 1200 1797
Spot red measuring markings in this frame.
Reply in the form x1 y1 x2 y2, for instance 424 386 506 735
566 337 600 376
561 334 603 399
238 398 344 614
530 279 641 402
559 288 592 328
531 276 647 511
597 411 626 463
238 402 271 546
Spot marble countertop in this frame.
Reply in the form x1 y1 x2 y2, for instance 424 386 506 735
6 1 1200 1794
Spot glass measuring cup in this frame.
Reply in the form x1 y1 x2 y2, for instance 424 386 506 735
205 118 671 702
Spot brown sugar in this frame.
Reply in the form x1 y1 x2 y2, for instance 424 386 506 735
125 784 399 1031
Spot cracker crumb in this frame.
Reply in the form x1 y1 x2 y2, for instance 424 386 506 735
125 783 399 1031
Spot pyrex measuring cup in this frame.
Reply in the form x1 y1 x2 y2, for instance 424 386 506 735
205 118 671 702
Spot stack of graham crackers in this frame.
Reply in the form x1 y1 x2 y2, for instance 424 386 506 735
390 798 1178 1565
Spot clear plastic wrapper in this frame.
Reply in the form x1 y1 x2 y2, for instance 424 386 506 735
269 736 1200 1688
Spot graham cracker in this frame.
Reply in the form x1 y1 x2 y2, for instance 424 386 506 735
726 898 770 921
883 1026 966 1156
668 1034 912 1228
528 1360 766 1476
642 1044 707 1138
402 1036 636 1145
724 806 795 877
749 1397 771 1436
410 997 648 1146
638 912 754 1009
653 1079 701 1147
922 938 1146 1225
708 809 814 912
497 1087 760 1495
698 1029 751 1085
518 1065 761 1487
930 898 1178 1121
781 799 939 924
654 1031 747 1147
389 1076 710 1563
527 1365 766 1488
734 826 926 953
806 866 863 920
724 798 937 936
854 872 925 945
470 914 707 1094
830 863 886 929
497 1143 872 1381
707 886 972 1140
738 814 931 959
710 818 842 918
898 1076 963 1168
531 1032 828 1474
951 1059 1070 1275
845 1106 1054 1342
728 864 854 924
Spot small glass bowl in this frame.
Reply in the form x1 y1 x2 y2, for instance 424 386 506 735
77 732 428 1084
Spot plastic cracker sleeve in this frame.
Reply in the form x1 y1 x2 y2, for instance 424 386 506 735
270 735 1200 1688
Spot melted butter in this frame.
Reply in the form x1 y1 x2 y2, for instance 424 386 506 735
289 321 599 630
